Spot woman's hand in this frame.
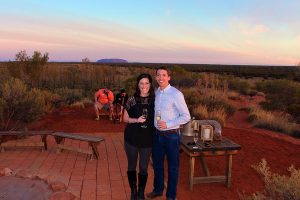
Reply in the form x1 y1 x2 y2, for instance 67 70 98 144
137 116 146 123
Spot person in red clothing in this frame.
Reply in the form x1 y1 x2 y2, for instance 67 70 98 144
94 88 114 120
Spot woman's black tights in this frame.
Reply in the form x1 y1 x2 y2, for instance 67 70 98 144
124 142 152 175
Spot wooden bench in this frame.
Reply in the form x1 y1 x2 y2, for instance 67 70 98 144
0 131 53 152
52 132 104 160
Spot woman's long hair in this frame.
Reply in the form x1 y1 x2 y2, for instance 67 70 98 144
134 73 155 99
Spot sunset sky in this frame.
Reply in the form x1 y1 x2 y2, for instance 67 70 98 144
1 0 299 65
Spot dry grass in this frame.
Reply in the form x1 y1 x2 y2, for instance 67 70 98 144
193 104 227 126
227 91 240 100
69 101 85 109
240 159 300 200
193 104 208 119
248 108 299 136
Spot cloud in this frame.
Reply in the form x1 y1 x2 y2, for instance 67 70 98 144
230 18 270 36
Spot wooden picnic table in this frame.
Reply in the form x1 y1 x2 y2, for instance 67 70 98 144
0 131 53 151
180 136 241 191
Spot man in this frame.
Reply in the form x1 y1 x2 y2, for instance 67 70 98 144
147 67 191 200
113 88 128 122
94 88 114 120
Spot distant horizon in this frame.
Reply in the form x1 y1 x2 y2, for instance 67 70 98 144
0 57 296 67
1 1 299 66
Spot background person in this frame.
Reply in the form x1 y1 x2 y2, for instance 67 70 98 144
94 88 114 120
114 88 128 122
123 74 155 200
147 67 190 200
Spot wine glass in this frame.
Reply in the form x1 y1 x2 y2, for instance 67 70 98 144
193 132 199 145
193 121 199 145
141 108 148 128
156 110 161 121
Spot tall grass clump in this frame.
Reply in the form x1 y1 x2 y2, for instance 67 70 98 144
240 159 300 200
182 87 235 126
248 108 299 137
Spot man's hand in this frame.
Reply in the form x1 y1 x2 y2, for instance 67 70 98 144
157 120 167 129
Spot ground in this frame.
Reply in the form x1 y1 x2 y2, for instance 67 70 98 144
0 98 299 200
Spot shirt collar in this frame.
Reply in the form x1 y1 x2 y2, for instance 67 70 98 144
158 84 171 93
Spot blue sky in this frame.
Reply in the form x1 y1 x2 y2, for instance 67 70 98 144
0 0 299 65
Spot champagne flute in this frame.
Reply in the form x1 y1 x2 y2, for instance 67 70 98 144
156 110 161 121
141 108 148 128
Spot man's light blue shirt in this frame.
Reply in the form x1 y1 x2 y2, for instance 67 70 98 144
154 84 191 130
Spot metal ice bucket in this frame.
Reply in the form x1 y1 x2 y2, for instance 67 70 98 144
181 119 222 138
181 119 195 136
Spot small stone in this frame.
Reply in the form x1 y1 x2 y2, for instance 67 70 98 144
15 170 33 179
48 191 76 200
0 168 13 176
51 181 67 192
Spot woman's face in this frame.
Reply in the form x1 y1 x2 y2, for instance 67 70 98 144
138 77 150 97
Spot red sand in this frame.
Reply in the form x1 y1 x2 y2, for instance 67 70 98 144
26 104 300 200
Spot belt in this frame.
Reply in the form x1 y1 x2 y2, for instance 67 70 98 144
156 128 179 135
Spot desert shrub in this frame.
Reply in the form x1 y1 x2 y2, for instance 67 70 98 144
209 107 227 126
182 87 236 119
40 90 62 113
227 91 240 100
69 101 85 109
193 104 208 119
199 89 236 116
248 90 258 97
256 80 300 119
248 108 299 136
181 87 202 111
192 104 226 126
0 78 45 130
170 65 197 87
240 159 300 200
228 78 251 95
256 91 265 97
54 87 84 105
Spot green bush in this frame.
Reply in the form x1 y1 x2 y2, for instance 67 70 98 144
256 80 300 120
0 78 46 130
54 87 84 105
228 78 251 95
40 90 62 113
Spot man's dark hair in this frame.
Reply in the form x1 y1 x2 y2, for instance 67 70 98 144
156 66 171 76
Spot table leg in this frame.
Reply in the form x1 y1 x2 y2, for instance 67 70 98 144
41 135 48 150
54 136 64 153
189 156 195 191
226 154 232 187
200 155 210 176
90 142 100 160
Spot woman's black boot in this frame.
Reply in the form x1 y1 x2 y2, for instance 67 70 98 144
137 173 148 200
127 171 137 200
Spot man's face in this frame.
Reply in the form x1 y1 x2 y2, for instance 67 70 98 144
156 69 170 89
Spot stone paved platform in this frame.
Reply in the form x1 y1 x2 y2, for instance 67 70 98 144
0 132 161 200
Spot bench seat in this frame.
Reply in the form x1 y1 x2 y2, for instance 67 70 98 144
52 132 104 160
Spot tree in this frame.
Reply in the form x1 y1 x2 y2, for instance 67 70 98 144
82 57 90 63
7 50 49 87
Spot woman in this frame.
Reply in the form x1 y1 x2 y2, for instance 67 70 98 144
123 73 155 200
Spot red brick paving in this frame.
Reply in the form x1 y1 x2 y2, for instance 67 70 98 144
1 105 299 199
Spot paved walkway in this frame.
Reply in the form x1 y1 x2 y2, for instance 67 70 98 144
0 133 159 200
